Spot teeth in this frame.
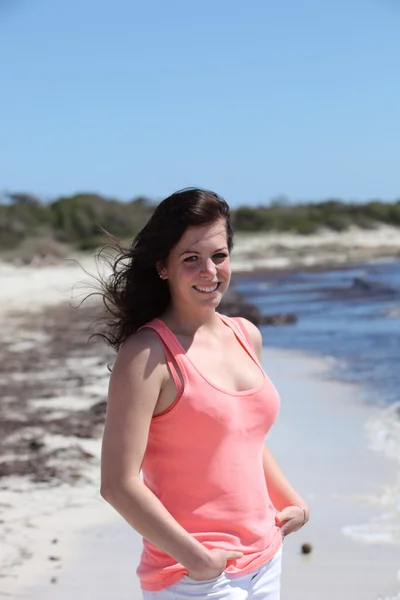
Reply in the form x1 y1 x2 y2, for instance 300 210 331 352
194 283 219 293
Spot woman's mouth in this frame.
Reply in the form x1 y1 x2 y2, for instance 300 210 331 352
193 282 221 294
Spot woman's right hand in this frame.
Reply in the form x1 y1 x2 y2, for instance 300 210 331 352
187 549 243 581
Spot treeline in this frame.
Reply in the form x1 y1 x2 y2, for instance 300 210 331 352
234 198 400 234
0 193 155 254
1 192 400 254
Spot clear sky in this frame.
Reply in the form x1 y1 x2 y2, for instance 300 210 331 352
1 0 399 207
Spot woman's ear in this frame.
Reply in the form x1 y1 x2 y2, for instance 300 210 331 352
156 262 167 279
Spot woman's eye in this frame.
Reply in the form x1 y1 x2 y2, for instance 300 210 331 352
183 253 228 264
213 253 228 261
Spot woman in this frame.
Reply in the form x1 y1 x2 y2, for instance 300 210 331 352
100 188 309 599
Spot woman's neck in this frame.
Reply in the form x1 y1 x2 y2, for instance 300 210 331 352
161 305 221 336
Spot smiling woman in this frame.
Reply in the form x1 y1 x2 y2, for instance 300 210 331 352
159 219 231 314
98 188 310 600
96 188 233 349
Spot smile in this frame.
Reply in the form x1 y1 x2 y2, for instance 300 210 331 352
193 283 220 294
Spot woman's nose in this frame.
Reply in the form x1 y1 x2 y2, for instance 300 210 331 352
200 258 217 278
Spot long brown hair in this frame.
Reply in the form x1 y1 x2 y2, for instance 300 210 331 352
97 188 233 350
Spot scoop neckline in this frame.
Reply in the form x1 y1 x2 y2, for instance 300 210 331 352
153 315 266 397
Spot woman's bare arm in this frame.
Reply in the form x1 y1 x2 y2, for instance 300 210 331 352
238 318 310 525
100 329 213 572
261 444 309 516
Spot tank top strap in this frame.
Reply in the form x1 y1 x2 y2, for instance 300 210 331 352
218 313 260 363
138 319 186 394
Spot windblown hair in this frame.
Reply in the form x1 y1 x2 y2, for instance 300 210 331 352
97 188 233 351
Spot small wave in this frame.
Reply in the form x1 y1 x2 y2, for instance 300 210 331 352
365 402 400 464
323 354 347 370
385 305 400 318
347 404 400 550
342 512 400 545
257 282 273 290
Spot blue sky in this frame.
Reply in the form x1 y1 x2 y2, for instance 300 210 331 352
1 0 399 207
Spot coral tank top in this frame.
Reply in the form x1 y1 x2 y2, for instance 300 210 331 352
137 313 282 591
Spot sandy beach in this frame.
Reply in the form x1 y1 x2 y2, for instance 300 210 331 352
232 225 400 271
1 255 399 599
2 223 400 276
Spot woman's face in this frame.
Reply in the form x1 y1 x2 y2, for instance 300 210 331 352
161 219 231 311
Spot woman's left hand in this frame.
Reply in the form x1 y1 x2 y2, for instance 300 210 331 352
275 505 308 537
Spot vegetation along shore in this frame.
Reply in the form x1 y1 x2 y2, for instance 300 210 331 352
1 192 400 265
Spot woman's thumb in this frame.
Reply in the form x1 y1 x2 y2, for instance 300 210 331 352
225 551 244 560
275 511 288 525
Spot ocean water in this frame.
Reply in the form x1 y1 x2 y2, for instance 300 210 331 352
235 259 400 553
234 259 400 409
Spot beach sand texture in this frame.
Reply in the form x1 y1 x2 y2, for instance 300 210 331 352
0 256 399 599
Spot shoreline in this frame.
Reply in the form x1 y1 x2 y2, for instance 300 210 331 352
231 254 400 281
0 248 399 326
267 348 400 600
231 225 400 273
1 348 398 600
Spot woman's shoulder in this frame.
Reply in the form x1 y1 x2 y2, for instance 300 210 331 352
231 315 261 338
116 327 167 369
232 316 262 359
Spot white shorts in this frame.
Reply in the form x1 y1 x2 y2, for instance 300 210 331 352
142 546 282 600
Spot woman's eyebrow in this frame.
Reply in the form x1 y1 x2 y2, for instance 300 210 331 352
180 249 200 256
179 246 228 257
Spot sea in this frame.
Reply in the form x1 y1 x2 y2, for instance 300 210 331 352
234 258 400 554
234 259 400 409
